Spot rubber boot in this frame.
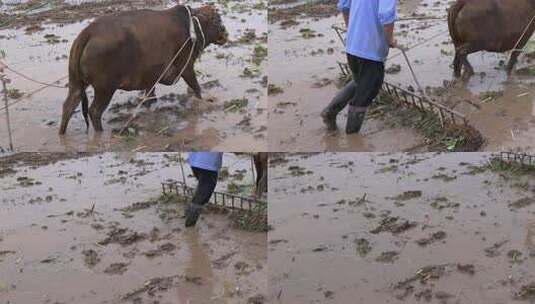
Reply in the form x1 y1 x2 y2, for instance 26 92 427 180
321 81 356 131
346 105 367 134
185 203 203 227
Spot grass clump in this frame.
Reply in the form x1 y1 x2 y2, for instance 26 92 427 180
230 202 268 232
486 157 535 177
369 92 484 152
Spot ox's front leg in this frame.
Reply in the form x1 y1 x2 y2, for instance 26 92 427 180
182 65 202 99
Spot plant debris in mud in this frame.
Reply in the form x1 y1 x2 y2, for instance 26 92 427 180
430 197 460 210
252 45 267 65
143 243 176 258
370 93 484 152
486 157 535 177
390 190 422 201
355 238 372 257
288 165 313 176
395 265 447 289
375 251 399 263
98 226 147 247
1 0 167 30
269 0 338 23
484 240 508 257
122 275 180 301
479 90 504 103
515 283 535 301
509 197 535 210
416 231 447 247
82 249 100 268
230 202 268 232
370 216 417 234
268 84 284 95
224 98 249 112
103 262 129 275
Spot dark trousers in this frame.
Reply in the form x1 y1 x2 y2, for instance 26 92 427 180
346 54 385 107
191 166 218 207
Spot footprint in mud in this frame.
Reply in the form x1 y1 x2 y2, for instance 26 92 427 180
103 262 129 275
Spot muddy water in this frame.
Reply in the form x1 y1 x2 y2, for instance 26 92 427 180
0 0 267 152
269 0 535 152
0 153 266 303
269 153 535 303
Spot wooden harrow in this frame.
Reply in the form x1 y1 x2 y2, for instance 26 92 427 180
161 180 266 211
332 25 468 127
498 152 535 168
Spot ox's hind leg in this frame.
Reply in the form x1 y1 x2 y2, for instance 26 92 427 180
453 52 462 78
59 85 86 135
456 43 479 80
88 88 115 132
507 50 522 75
143 89 157 108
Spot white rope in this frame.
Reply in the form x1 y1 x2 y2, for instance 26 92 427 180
178 152 187 188
0 60 66 89
172 9 205 84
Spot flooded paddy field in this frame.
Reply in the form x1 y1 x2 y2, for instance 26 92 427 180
0 0 267 152
268 0 535 152
269 152 535 303
0 152 267 303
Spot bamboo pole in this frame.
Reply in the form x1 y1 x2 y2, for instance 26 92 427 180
1 76 14 151
178 152 187 188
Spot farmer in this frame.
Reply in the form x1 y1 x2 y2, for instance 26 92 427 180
184 152 223 227
321 0 398 133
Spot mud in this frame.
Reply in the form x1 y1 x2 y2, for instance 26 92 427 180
268 0 535 152
0 0 267 152
269 153 535 303
0 152 266 303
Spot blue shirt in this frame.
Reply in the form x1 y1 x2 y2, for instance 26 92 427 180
188 152 223 172
338 0 397 62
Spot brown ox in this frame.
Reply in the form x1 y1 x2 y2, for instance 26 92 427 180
448 0 535 78
59 5 228 134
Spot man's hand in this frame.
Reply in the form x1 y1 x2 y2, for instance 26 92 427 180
389 38 398 49
342 11 349 27
383 23 397 48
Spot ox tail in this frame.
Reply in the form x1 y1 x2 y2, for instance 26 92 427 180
447 0 466 47
63 29 91 133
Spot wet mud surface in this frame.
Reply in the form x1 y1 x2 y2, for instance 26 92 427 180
268 0 535 152
0 0 267 152
0 152 266 303
269 152 535 303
